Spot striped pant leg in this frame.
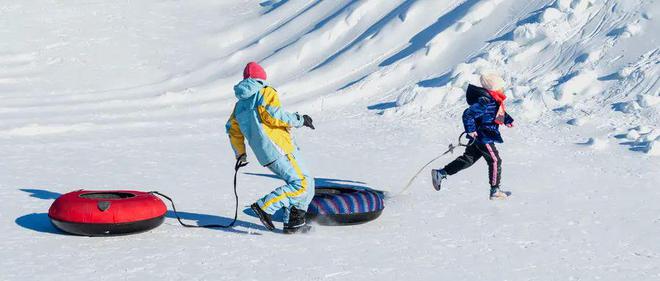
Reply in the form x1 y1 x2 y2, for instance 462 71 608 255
257 153 313 220
290 151 315 211
477 143 502 187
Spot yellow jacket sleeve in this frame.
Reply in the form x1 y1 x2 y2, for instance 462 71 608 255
257 87 304 128
226 112 246 157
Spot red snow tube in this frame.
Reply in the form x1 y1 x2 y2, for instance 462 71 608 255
48 190 166 236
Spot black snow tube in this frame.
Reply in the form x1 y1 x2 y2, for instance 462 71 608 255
307 186 384 225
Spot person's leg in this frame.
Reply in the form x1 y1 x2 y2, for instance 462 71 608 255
290 151 315 211
281 151 315 224
442 144 483 175
475 142 509 199
257 153 313 221
476 143 501 187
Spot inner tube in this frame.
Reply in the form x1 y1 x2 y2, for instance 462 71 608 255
48 190 166 236
307 186 384 225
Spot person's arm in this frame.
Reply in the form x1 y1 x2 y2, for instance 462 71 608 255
462 103 485 136
256 87 304 128
225 112 246 158
504 112 514 126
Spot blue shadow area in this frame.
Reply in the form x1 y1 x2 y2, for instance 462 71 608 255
615 140 653 154
557 72 579 84
607 27 627 37
598 73 620 81
15 188 264 235
487 31 514 43
417 72 452 88
367 102 397 111
165 211 265 234
380 0 480 67
15 213 65 235
16 189 67 234
243 207 286 223
611 102 629 113
20 188 61 200
338 74 368 91
574 53 589 64
260 0 290 14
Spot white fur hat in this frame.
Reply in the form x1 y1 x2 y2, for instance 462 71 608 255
480 73 506 91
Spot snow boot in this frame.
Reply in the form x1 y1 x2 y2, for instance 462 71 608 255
431 169 448 191
489 187 511 200
283 207 311 234
250 203 275 231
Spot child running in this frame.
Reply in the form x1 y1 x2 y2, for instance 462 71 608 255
432 73 514 200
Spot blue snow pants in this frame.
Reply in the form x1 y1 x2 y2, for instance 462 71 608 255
256 151 315 223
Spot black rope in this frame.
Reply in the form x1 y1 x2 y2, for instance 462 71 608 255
150 159 248 228
457 131 476 148
398 132 476 195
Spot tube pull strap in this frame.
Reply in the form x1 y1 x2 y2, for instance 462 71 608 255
150 158 244 228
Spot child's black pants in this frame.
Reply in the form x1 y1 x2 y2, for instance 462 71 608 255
443 142 501 187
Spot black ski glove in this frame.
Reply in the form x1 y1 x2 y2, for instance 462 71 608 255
235 153 248 169
302 114 315 130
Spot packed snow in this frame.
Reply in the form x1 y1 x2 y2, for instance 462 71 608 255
1 0 658 280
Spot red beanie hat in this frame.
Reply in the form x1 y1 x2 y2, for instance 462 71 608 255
243 62 267 80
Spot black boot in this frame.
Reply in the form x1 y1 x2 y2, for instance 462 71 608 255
250 203 275 231
283 207 311 234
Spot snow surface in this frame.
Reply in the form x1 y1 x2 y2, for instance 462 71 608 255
1 0 659 280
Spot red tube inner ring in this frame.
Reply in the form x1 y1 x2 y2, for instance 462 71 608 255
79 192 136 199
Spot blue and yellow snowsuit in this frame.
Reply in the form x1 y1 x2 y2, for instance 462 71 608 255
226 78 314 223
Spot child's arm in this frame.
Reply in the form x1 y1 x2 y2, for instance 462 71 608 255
504 112 514 127
504 112 514 124
462 103 485 135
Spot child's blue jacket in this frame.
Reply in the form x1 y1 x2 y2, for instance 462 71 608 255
462 84 514 144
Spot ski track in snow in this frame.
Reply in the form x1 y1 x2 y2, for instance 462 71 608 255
1 0 659 280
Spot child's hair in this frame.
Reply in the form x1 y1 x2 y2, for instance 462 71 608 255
480 73 505 91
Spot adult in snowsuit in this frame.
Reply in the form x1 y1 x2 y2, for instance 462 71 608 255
226 62 316 233
432 73 514 200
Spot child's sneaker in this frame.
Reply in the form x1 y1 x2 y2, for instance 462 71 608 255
489 187 511 200
250 202 275 231
431 169 447 191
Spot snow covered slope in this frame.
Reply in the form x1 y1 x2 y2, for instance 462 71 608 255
1 1 659 280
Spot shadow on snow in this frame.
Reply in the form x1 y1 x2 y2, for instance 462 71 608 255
15 188 265 235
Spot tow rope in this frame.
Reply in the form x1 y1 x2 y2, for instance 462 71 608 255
398 132 475 195
150 158 248 228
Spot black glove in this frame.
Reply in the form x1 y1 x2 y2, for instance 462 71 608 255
235 153 248 169
302 114 315 130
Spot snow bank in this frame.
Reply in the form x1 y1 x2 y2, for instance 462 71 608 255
553 70 598 105
608 49 659 116
385 0 657 157
619 126 660 156
384 84 464 116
